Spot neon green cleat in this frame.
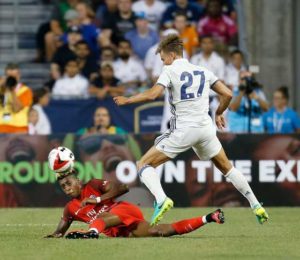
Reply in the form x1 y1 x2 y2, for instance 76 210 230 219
150 197 174 226
253 205 269 224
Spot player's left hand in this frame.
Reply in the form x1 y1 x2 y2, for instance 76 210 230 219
113 96 129 106
248 91 258 100
215 114 226 130
44 233 63 238
80 198 97 207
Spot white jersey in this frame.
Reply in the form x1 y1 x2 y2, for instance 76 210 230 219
157 58 218 129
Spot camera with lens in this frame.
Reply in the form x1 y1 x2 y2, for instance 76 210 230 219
0 76 17 105
238 76 262 95
5 76 18 91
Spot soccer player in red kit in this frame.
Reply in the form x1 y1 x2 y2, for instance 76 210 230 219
45 171 225 239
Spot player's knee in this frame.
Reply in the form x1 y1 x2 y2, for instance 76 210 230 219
136 160 144 171
136 160 152 171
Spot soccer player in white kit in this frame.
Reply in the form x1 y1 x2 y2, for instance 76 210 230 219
114 34 269 226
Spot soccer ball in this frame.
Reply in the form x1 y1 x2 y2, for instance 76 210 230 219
48 146 75 173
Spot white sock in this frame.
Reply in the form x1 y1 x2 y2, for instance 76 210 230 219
202 216 207 224
138 165 167 204
225 167 260 209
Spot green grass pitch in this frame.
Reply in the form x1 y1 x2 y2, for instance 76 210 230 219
0 207 299 260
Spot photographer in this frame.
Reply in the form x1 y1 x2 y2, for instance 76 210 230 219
228 71 269 133
0 68 33 133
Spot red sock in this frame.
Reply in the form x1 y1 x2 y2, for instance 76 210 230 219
89 218 106 233
171 217 205 235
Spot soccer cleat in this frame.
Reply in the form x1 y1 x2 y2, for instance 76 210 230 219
150 197 174 226
65 230 99 239
253 205 269 224
210 209 225 224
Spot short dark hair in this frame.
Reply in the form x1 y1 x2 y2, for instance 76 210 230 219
5 63 19 71
230 49 244 57
75 40 89 47
201 35 214 41
33 87 49 104
57 168 78 181
66 59 78 65
118 39 131 47
276 86 289 100
156 34 183 55
174 11 187 19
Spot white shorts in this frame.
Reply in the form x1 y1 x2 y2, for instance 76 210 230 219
155 124 222 160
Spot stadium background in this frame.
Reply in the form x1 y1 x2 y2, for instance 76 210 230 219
0 0 299 208
0 1 300 259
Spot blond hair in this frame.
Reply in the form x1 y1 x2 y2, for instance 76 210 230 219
156 34 183 56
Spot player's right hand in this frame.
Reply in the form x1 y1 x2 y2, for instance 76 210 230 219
113 96 129 106
44 233 63 238
215 114 226 130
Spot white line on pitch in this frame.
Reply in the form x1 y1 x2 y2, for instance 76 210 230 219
0 223 84 227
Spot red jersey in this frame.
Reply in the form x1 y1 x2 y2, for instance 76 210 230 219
62 179 118 224
197 15 237 44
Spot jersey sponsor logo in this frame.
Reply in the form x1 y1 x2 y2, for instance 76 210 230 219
86 205 110 223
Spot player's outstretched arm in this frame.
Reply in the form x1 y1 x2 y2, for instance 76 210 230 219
81 182 129 207
211 81 233 130
44 219 72 238
113 84 164 106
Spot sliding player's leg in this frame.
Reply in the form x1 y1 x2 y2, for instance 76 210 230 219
131 209 225 238
137 146 174 225
65 201 146 239
65 212 123 239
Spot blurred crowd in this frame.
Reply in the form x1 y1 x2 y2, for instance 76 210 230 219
0 0 299 135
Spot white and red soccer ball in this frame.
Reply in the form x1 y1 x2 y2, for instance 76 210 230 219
48 147 75 173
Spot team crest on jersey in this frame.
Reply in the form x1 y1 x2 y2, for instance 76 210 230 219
89 195 97 199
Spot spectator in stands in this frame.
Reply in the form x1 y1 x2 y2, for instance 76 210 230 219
75 40 98 80
51 25 82 83
113 39 148 95
263 86 300 134
100 46 116 62
220 0 237 20
225 50 246 89
132 0 167 32
100 0 137 45
29 87 52 135
173 13 198 58
197 0 237 45
59 3 101 56
227 71 269 133
78 106 126 134
190 35 225 80
74 1 101 54
125 12 159 61
0 71 33 133
161 0 204 28
28 108 40 135
89 61 125 99
42 0 78 61
95 0 118 28
52 59 89 97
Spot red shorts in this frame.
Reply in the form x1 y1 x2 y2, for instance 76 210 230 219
102 201 145 237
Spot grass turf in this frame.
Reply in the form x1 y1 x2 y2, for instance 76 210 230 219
0 207 299 260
